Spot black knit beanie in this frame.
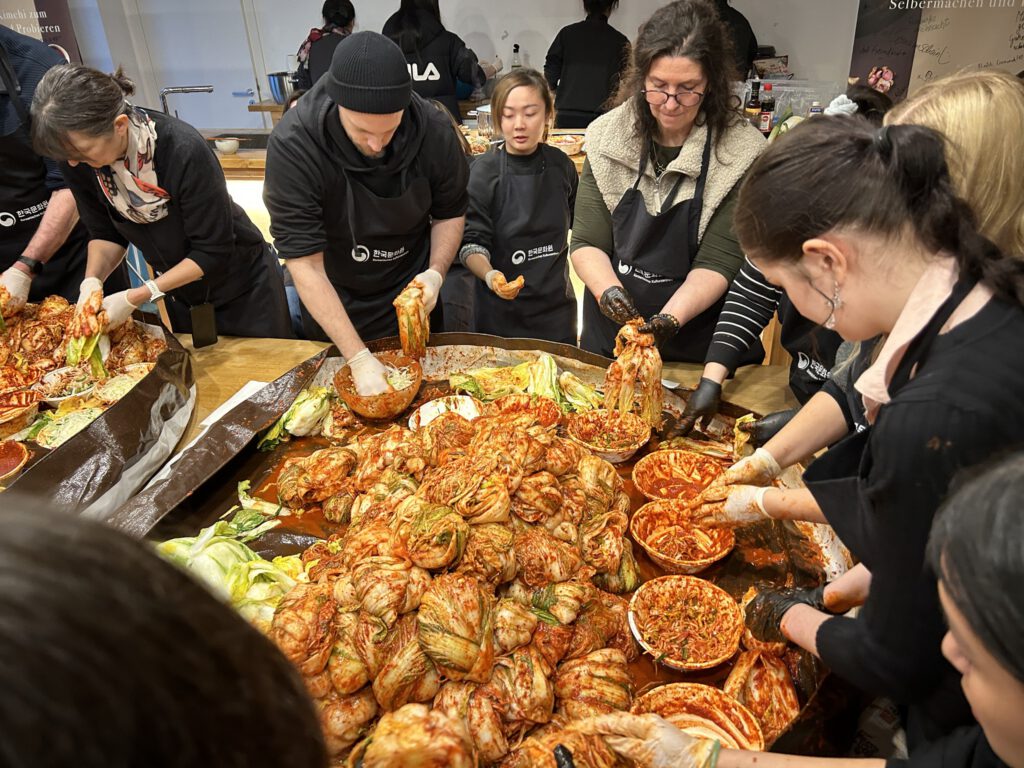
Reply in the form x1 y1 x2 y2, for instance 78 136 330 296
326 31 412 114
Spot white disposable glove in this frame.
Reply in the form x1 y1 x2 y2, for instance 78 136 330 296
692 484 771 528
485 269 524 300
348 348 391 396
711 447 781 489
76 276 103 309
0 266 32 313
102 290 140 329
413 269 443 313
575 713 719 768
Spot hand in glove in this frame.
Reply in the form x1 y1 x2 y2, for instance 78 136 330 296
639 313 681 348
101 290 140 329
412 269 443 313
485 270 525 300
76 276 103 310
738 409 797 447
745 585 829 644
711 447 782 489
691 484 771 528
575 713 720 768
0 266 32 315
669 377 722 437
348 348 391 396
598 285 641 325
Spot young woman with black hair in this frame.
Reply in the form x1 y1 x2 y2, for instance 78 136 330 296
579 452 1024 768
570 0 766 363
0 506 327 767
544 0 630 129
295 0 356 89
382 0 496 123
689 114 1024 747
30 65 293 339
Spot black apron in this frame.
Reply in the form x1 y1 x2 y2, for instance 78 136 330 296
803 277 977 745
304 165 441 342
580 132 724 362
474 146 576 345
0 43 117 303
778 294 843 404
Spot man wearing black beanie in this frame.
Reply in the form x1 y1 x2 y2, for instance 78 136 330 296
264 31 469 395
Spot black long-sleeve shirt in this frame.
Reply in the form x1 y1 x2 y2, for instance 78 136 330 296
544 15 629 127
889 727 1007 768
811 297 1024 733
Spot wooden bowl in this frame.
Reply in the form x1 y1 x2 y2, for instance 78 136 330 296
0 390 43 440
566 408 650 463
547 134 585 156
334 351 423 420
630 500 735 574
631 683 765 751
628 575 743 671
631 449 724 502
0 440 29 483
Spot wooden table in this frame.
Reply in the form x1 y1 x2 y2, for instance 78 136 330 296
176 335 797 447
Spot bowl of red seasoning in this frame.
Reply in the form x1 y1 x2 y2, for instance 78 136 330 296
566 408 651 463
631 448 724 502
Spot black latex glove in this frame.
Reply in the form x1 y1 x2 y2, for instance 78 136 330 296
738 408 798 447
668 377 723 437
598 286 641 325
554 745 576 768
745 585 828 643
639 313 681 348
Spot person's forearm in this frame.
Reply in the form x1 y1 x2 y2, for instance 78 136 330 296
823 563 872 614
763 392 850 468
20 189 80 265
287 254 366 359
84 239 128 282
123 258 204 307
463 250 493 282
779 603 827 657
761 487 828 524
661 268 729 327
428 216 465 277
571 246 620 299
719 750 884 768
701 361 730 385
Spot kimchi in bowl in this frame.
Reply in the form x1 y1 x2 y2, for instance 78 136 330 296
628 575 743 671
334 352 423 420
630 500 735 574
631 449 724 502
566 409 650 463
632 683 765 751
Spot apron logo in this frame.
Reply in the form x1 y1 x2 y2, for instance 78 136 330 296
617 261 633 276
797 352 830 381
0 212 15 228
352 245 370 263
408 62 441 82
512 250 526 266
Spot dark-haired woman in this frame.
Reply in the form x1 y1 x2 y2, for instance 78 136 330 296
382 0 496 123
295 0 356 90
691 115 1024 746
571 0 765 362
544 0 630 129
31 65 292 339
580 452 1024 768
460 69 578 344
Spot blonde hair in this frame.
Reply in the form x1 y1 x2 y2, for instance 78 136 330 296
886 69 1024 258
490 69 554 142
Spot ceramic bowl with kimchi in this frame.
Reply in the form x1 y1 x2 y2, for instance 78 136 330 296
631 682 765 751
628 575 743 671
334 351 423 420
631 448 724 502
630 500 735 574
566 409 650 463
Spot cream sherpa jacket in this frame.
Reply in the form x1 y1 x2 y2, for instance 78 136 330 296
584 101 766 241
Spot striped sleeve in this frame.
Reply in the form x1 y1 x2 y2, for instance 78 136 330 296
704 258 781 372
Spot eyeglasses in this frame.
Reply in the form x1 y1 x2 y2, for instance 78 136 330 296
642 88 704 107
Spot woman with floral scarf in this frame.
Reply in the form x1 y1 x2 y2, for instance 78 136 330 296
296 0 356 90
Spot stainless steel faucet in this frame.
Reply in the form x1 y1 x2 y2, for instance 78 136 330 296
159 85 214 114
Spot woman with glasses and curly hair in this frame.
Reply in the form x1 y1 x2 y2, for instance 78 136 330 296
570 0 765 361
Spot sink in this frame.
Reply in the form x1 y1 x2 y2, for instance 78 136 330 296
211 132 270 149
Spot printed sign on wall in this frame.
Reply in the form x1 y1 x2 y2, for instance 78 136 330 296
850 0 1024 100
0 0 81 62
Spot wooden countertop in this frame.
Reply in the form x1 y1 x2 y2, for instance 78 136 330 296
176 334 796 447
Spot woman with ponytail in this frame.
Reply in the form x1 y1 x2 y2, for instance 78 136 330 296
30 65 293 339
687 113 1024 747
